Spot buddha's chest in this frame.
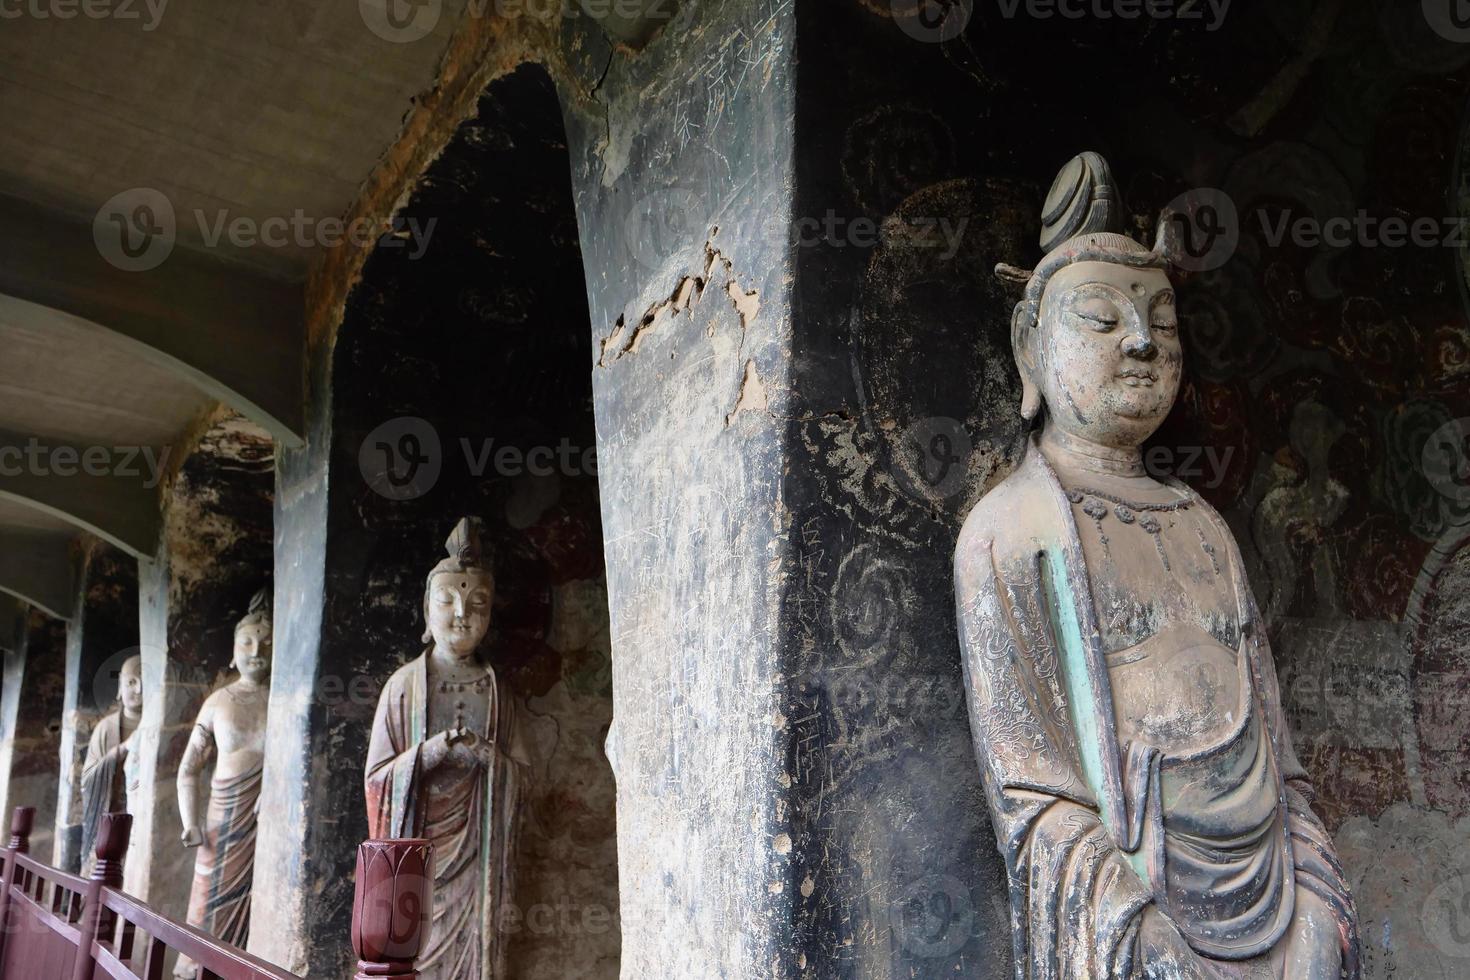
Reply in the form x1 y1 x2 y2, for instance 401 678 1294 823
1106 625 1246 754
428 675 493 736
213 695 268 754
1060 483 1247 753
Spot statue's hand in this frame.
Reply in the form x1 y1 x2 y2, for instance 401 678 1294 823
422 731 454 770
457 730 496 768
181 825 203 848
444 729 493 768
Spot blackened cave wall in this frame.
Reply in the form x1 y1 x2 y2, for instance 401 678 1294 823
323 63 619 979
786 3 1470 978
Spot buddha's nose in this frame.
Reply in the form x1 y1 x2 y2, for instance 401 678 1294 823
1121 332 1157 360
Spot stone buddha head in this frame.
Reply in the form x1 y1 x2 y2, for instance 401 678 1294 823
233 588 273 684
421 516 494 661
1003 152 1182 451
119 653 143 718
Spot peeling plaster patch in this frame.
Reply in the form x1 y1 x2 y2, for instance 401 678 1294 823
600 316 628 364
597 275 705 366
800 875 815 898
725 360 768 426
726 279 761 329
599 232 763 370
772 833 793 855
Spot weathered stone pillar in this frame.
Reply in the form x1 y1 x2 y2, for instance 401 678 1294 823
53 542 139 872
561 1 1018 975
126 414 274 918
554 2 800 974
0 605 67 862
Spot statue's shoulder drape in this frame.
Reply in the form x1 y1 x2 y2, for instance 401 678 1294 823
365 657 427 840
955 453 1152 980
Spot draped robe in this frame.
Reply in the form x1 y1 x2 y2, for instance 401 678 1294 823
365 651 531 980
185 761 262 945
954 440 1359 979
80 710 130 874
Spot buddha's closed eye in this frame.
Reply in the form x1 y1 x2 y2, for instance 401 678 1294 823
1071 297 1120 330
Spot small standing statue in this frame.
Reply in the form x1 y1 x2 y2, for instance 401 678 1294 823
365 517 532 980
955 153 1360 978
80 653 142 873
173 589 272 978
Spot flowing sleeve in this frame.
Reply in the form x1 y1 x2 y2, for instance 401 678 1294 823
956 534 1155 980
364 671 423 840
1241 590 1361 978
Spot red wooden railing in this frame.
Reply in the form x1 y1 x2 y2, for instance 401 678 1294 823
0 806 431 980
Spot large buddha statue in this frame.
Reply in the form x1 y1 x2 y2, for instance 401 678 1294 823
954 153 1360 978
173 589 272 978
365 517 532 980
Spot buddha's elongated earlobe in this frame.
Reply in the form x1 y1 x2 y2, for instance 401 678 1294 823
1019 370 1041 422
1011 303 1042 422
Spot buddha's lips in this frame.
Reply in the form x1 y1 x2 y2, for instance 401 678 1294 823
1117 369 1158 386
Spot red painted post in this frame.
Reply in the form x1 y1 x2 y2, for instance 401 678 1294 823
350 839 433 980
0 805 36 962
6 807 33 853
69 811 131 980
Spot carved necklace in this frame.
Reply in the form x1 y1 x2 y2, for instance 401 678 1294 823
436 676 493 694
1063 486 1218 575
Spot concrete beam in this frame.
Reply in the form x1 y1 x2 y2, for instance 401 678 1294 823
0 530 75 620
0 430 160 559
0 193 305 447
